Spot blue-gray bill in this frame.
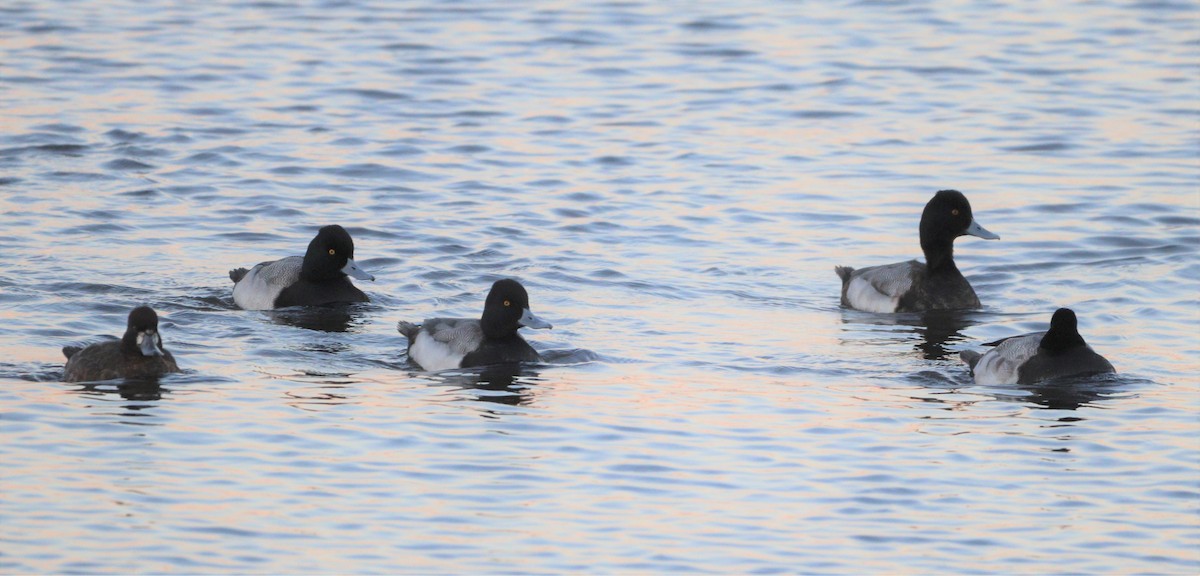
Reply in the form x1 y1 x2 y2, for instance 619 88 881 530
341 259 375 281
519 308 552 329
965 219 1000 240
137 330 163 357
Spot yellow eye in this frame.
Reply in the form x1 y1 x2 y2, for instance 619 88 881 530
951 209 959 216
503 300 511 307
328 248 336 255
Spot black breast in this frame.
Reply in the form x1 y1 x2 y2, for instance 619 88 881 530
461 335 541 368
897 268 980 312
1017 347 1115 384
274 278 368 308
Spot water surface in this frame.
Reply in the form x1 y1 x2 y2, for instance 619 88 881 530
2 1 1198 573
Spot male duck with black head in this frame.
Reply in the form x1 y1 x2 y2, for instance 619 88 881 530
960 308 1115 385
397 279 553 371
230 224 375 310
62 306 180 382
835 190 1000 313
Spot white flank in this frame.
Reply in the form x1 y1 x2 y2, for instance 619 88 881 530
409 331 465 372
846 276 900 313
970 334 1042 385
232 265 284 310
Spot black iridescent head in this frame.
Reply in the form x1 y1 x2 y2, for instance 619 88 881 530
480 279 552 339
919 190 999 269
1039 308 1087 353
301 225 374 282
121 306 164 357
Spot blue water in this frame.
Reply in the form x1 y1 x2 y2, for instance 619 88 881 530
2 1 1198 573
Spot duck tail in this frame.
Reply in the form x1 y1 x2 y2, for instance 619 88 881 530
959 350 982 371
229 268 248 283
396 321 420 340
62 346 81 360
834 265 854 283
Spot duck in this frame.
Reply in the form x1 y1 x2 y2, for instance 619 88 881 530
960 308 1115 385
835 190 1000 313
230 224 375 310
62 306 181 382
397 279 552 371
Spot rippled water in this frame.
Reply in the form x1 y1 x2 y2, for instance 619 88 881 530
2 1 1198 573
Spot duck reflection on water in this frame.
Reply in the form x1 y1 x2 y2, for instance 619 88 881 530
839 309 979 361
426 364 544 407
71 376 169 403
265 304 367 333
991 373 1128 411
